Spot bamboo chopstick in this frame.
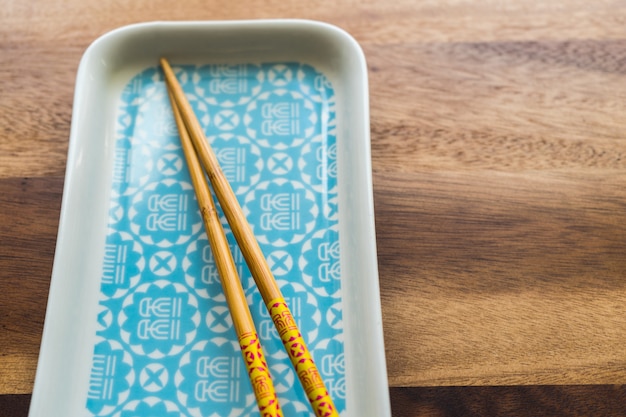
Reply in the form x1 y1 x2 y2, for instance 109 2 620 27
161 58 339 417
166 88 283 417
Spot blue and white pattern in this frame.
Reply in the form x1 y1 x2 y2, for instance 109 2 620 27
86 63 343 416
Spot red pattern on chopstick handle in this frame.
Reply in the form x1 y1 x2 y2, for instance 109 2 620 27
268 298 339 417
239 332 284 417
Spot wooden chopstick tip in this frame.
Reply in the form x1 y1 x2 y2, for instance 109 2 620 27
160 57 176 82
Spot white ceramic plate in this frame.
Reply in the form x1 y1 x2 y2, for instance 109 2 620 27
29 20 389 417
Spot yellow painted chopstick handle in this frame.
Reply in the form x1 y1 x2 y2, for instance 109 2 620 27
268 298 339 417
239 331 283 417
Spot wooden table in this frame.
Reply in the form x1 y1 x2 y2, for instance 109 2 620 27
2 0 626 415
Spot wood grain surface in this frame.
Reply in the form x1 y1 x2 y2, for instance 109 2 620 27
1 0 626 415
3 386 626 417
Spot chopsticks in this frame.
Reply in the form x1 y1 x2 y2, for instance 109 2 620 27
161 57 339 417
166 88 283 417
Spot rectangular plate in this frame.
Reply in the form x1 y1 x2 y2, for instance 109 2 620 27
29 20 389 417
